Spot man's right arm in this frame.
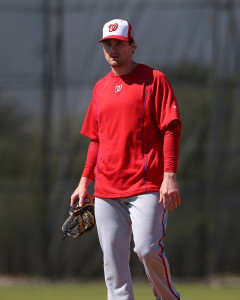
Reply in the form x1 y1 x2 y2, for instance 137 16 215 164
70 140 99 207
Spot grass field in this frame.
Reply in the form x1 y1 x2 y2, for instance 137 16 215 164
0 281 240 300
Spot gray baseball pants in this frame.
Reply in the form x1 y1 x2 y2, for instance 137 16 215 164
95 192 180 300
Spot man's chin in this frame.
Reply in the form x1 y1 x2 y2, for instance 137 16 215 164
109 61 120 67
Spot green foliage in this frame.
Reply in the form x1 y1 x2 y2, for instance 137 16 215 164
0 100 42 179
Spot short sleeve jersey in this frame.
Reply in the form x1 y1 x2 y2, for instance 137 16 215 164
81 64 181 198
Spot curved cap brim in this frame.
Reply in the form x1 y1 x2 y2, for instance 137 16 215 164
99 35 130 43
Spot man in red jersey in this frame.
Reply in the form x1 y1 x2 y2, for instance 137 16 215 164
71 19 181 300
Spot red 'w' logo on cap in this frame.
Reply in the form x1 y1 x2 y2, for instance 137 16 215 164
108 23 118 32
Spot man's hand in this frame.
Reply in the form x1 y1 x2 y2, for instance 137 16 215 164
70 177 92 207
160 172 181 211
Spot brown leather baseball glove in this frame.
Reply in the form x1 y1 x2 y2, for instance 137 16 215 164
62 194 95 239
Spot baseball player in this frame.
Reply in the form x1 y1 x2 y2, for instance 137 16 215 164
71 19 181 300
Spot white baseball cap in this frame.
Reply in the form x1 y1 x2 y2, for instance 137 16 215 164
99 19 134 43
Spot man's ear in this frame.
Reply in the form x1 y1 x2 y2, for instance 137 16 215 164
131 41 137 54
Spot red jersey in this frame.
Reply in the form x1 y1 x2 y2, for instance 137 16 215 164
81 64 181 198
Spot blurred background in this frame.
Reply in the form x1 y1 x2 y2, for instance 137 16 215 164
0 0 240 282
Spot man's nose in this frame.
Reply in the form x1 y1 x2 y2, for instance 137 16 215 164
110 45 118 52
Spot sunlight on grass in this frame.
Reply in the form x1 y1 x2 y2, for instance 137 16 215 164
0 281 240 300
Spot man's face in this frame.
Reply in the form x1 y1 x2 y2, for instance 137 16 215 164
102 39 135 68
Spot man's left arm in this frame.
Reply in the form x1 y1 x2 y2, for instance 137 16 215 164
160 120 181 210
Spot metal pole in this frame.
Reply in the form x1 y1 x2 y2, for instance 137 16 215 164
42 0 54 277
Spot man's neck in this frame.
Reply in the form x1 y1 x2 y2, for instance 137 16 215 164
112 61 137 76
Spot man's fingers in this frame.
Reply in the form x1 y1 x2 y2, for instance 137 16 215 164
70 194 78 207
172 194 178 209
70 186 88 207
163 196 169 211
79 190 88 207
160 192 181 211
168 197 173 211
70 194 85 207
170 193 181 210
78 196 85 207
177 193 181 205
160 192 169 210
160 193 163 203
